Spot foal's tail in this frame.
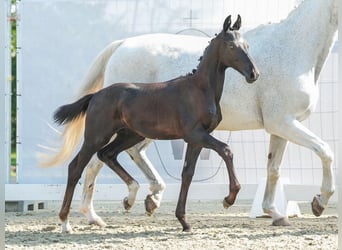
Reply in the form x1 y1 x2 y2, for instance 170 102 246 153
53 94 93 126
39 39 124 167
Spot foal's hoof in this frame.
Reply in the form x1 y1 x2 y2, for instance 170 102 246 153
272 217 291 226
123 197 132 211
182 225 192 232
178 218 192 232
61 221 73 234
223 197 233 209
145 195 158 216
311 195 325 217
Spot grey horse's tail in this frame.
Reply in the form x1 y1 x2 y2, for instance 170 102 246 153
39 39 123 167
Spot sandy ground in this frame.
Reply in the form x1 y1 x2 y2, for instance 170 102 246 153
5 200 337 250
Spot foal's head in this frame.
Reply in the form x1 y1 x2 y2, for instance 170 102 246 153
217 15 259 83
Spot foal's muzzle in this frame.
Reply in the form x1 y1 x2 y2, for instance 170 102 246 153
246 68 260 83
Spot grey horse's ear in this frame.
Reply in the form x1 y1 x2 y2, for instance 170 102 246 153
223 15 232 32
232 14 241 31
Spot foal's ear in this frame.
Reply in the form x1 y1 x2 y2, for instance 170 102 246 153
232 14 241 31
223 15 232 32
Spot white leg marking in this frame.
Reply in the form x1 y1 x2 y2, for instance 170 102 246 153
61 219 73 233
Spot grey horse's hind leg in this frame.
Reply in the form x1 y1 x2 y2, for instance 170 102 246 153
80 156 106 226
262 134 290 226
126 139 166 215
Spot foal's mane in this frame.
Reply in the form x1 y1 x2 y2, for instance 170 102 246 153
186 36 216 76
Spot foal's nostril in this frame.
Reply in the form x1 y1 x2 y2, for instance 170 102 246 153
250 70 259 80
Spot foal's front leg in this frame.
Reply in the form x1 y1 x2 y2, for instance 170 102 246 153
186 129 240 209
175 129 240 231
175 144 202 232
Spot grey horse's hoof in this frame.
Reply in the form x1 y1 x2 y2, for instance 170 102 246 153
272 217 291 226
311 195 325 217
145 195 158 216
123 197 132 211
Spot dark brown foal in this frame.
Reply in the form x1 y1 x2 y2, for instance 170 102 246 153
54 14 259 232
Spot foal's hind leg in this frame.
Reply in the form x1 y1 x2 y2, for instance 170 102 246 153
97 129 145 210
126 139 166 215
59 144 99 233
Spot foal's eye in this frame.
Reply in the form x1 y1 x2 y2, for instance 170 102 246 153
228 42 234 49
225 41 235 49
